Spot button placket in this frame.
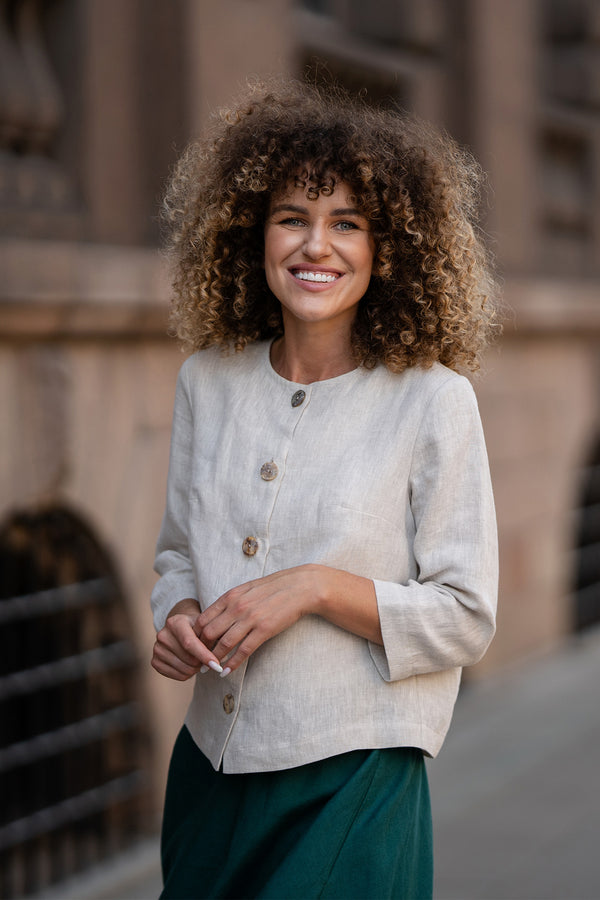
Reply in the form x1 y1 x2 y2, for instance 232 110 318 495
240 382 312 566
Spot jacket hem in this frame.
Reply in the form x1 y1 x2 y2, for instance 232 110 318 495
184 713 445 774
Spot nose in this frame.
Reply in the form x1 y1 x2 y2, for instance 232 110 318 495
302 222 331 260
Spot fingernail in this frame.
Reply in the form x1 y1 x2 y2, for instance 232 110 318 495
219 667 232 678
200 665 209 674
208 660 223 674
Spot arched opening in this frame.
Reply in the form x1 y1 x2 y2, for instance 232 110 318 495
573 437 600 631
0 505 151 898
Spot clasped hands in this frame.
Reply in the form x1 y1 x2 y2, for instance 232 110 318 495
151 563 380 681
151 564 325 681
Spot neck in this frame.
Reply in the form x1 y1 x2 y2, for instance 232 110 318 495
270 327 357 384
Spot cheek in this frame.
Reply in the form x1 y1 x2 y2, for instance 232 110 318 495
263 245 282 299
263 229 283 273
357 244 375 283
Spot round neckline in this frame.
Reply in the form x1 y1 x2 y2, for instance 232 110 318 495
263 340 365 389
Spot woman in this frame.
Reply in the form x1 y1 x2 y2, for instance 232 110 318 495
151 79 498 900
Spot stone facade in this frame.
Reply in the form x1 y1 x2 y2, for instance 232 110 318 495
0 0 599 890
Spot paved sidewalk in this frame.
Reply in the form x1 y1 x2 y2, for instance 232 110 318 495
427 626 600 900
38 838 162 900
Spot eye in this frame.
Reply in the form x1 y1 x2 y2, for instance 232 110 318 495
279 217 305 227
334 220 360 232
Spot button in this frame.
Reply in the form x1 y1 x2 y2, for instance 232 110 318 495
260 460 278 481
242 536 259 556
223 694 235 714
291 390 305 407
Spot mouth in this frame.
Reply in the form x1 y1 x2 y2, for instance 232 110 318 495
289 267 342 284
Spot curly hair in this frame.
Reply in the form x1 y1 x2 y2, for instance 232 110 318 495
162 78 498 373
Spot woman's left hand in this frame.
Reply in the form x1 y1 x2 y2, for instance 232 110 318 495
194 565 319 675
194 563 381 675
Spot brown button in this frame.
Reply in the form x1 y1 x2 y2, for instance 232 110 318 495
291 390 306 407
260 460 278 481
223 694 235 714
242 536 259 556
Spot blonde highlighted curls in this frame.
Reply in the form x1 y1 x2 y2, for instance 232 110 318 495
162 78 498 372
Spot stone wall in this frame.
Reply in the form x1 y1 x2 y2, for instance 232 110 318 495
475 279 600 674
0 240 194 797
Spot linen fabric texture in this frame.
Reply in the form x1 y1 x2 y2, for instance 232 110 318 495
151 341 498 774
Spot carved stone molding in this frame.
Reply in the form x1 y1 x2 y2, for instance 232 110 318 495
0 0 80 236
502 278 600 336
0 239 171 338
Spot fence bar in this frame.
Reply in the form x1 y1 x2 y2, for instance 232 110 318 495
0 703 140 772
0 641 135 700
0 771 147 850
0 579 112 625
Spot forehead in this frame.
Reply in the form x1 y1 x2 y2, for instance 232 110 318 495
269 178 357 209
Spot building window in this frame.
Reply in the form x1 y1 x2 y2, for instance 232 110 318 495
538 0 600 276
295 0 449 123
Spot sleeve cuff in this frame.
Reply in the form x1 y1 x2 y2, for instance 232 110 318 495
151 572 199 632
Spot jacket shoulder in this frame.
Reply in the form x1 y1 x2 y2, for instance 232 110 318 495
179 342 266 385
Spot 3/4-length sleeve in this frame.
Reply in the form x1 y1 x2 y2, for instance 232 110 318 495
369 375 498 682
150 363 199 632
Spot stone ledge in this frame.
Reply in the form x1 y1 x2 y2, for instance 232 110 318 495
0 239 171 338
502 278 600 336
1 241 598 339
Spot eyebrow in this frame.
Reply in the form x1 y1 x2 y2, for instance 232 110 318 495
269 203 365 218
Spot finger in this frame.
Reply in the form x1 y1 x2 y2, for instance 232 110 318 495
152 641 201 677
195 590 245 635
156 629 204 669
217 629 264 675
163 616 222 668
195 600 227 630
192 620 218 653
151 654 199 681
212 612 273 670
210 621 248 667
151 661 195 681
196 600 246 648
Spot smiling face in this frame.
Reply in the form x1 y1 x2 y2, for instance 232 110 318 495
264 179 375 337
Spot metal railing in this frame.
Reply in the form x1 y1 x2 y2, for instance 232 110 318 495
0 577 151 898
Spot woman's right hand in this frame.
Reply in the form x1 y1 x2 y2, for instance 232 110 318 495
151 598 222 681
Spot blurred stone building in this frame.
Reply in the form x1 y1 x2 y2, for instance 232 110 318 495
0 0 598 895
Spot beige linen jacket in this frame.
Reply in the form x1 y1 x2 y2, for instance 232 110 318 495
152 341 498 773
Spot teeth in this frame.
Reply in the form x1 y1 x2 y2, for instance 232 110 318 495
293 270 338 283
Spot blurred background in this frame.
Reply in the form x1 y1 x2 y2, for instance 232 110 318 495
0 0 599 898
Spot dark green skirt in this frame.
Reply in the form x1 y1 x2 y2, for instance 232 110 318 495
161 726 433 900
